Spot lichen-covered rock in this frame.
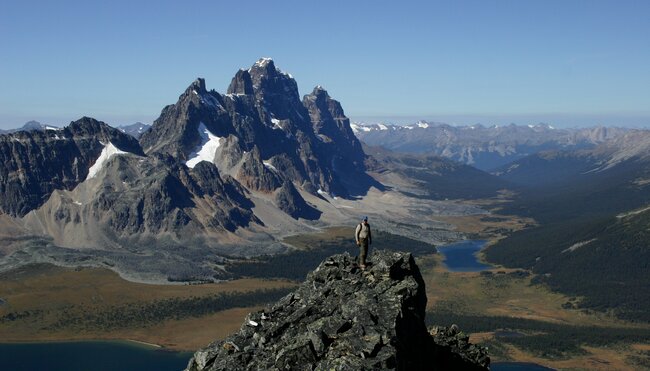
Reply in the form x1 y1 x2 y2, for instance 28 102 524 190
186 251 489 370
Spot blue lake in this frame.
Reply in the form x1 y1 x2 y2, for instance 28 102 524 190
0 341 191 371
437 240 493 272
0 341 555 371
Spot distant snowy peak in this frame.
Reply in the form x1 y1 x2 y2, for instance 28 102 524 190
118 122 151 138
351 121 562 134
350 123 396 134
248 57 293 79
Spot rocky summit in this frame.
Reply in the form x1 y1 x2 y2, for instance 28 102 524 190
186 250 489 371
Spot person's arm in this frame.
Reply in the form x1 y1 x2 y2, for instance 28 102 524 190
369 225 372 245
355 224 361 244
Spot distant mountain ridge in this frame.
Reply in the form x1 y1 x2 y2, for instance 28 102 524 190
0 121 151 139
352 121 633 170
117 122 151 138
0 120 60 134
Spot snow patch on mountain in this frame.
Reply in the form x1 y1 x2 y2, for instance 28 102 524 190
263 161 278 172
186 122 225 169
87 142 128 179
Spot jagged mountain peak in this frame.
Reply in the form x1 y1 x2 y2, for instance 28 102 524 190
245 58 300 106
187 77 207 94
307 85 331 99
68 116 106 131
227 69 254 95
140 58 370 198
250 56 275 70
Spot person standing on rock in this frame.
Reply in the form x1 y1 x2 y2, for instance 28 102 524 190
355 216 372 269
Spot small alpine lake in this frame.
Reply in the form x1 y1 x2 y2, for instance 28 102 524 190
437 239 493 272
0 341 555 371
0 341 192 371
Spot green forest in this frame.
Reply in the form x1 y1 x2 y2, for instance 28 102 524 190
48 288 293 331
486 157 650 322
426 312 650 360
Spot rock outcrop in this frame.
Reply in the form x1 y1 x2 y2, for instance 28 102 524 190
186 251 489 370
273 181 321 220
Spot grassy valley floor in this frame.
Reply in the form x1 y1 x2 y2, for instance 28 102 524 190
0 264 296 351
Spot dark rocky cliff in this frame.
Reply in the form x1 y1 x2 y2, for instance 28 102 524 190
0 117 142 217
186 251 489 370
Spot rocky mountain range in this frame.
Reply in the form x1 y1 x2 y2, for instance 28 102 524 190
186 251 489 370
494 129 650 188
0 58 388 281
352 121 632 170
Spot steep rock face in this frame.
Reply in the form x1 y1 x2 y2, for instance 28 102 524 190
0 117 143 217
227 69 254 95
273 181 321 220
186 251 489 371
139 78 233 158
235 146 282 192
303 86 366 176
139 58 368 201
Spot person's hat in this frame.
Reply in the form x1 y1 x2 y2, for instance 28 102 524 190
363 216 368 221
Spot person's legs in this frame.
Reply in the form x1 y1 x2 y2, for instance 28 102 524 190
359 238 368 267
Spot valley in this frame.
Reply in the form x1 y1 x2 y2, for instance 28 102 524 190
2 217 649 369
0 263 296 351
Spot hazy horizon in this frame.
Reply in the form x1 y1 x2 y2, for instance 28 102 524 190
3 112 649 131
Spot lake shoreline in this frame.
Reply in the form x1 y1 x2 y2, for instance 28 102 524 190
437 239 494 272
0 338 166 350
0 341 192 371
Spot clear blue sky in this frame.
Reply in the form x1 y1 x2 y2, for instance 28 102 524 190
1 0 648 129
